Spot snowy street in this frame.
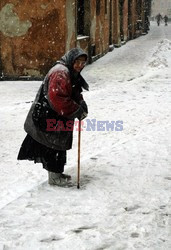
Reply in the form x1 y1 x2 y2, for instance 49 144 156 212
0 22 171 249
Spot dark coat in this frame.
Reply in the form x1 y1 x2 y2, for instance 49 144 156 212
164 15 168 22
24 48 88 151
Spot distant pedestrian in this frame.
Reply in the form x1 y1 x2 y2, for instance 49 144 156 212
163 15 168 26
145 15 150 32
17 48 89 186
156 13 162 26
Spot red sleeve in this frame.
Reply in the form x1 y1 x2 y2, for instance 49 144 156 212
47 67 79 117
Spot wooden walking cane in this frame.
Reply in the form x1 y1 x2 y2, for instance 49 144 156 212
77 120 81 189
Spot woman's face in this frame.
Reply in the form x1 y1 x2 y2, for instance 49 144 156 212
73 56 87 73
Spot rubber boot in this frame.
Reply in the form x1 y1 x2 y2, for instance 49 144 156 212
48 171 71 186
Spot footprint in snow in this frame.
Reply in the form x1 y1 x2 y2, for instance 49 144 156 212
40 235 63 242
164 177 171 180
131 232 139 238
124 205 141 212
90 157 98 160
72 226 96 234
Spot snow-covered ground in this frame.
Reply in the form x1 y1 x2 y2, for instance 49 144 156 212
0 22 171 250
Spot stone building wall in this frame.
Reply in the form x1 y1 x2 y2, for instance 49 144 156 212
0 0 151 78
0 0 70 77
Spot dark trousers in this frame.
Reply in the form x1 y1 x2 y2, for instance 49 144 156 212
42 150 66 173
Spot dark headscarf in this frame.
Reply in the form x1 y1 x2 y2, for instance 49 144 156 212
59 48 89 91
61 48 88 70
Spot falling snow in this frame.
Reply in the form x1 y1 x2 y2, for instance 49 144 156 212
0 22 171 250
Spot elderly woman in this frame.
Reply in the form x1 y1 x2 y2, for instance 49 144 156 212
18 48 89 186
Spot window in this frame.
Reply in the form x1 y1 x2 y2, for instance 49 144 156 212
105 0 108 14
96 0 101 15
77 0 90 36
77 0 85 35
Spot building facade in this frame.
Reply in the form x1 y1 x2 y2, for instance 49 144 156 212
0 0 151 79
151 0 171 18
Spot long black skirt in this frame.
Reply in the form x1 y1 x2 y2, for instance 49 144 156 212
17 134 66 173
